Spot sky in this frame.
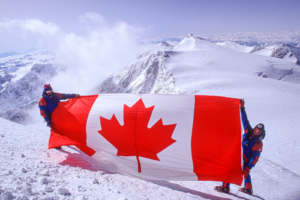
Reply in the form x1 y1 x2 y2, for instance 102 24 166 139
0 0 300 53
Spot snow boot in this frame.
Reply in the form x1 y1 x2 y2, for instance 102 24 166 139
238 187 253 196
214 186 230 193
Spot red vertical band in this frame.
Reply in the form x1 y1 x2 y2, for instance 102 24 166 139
191 95 243 185
49 95 98 156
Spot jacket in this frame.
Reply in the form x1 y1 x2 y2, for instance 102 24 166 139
241 107 264 170
39 90 76 124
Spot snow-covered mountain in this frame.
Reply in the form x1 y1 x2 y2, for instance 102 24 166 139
96 35 300 199
158 42 174 51
0 49 54 84
0 50 56 123
98 34 300 95
217 41 300 65
98 51 178 94
251 44 300 65
0 63 57 111
172 34 218 51
1 34 300 199
0 63 57 124
216 41 256 53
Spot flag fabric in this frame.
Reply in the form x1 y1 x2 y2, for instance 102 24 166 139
50 94 243 185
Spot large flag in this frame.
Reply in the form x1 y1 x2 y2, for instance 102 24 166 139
49 94 243 185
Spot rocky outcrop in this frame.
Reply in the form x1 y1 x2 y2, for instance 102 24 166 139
0 99 39 124
97 51 179 94
251 44 300 65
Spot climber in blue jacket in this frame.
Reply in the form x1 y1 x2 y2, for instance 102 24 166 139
214 99 266 196
38 84 80 128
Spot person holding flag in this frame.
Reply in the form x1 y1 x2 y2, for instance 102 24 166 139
38 84 80 148
214 99 266 196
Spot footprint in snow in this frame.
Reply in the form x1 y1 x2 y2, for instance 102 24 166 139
1 191 15 200
44 187 53 193
22 188 33 196
21 168 27 173
58 188 71 196
39 177 48 185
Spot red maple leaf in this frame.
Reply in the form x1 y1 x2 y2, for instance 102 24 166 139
98 99 177 173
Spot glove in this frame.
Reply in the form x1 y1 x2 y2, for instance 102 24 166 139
46 121 51 128
240 99 245 108
76 94 80 98
243 167 250 179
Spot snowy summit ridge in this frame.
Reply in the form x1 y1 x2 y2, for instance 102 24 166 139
98 34 300 95
172 33 215 51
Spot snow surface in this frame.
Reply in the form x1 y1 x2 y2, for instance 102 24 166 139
216 41 254 53
217 42 300 65
1 35 300 199
1 116 299 200
251 44 300 65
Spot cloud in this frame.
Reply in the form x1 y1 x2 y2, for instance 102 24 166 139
0 12 145 94
200 30 300 44
79 12 107 27
0 18 59 36
0 18 60 51
50 13 144 94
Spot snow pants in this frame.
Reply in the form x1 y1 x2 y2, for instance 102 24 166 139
222 160 252 189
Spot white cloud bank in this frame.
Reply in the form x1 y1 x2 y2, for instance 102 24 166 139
201 30 300 44
0 12 145 94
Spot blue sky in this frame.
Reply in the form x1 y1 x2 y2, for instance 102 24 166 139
0 0 300 53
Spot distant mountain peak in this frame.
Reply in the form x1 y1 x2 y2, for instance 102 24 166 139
173 34 215 51
186 33 205 41
159 42 173 47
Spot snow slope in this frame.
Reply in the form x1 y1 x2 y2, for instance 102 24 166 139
217 42 300 65
1 35 300 199
173 34 219 52
99 35 300 95
251 44 300 65
216 41 255 53
0 114 299 200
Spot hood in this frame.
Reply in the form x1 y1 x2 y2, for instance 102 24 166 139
253 123 266 140
42 84 53 97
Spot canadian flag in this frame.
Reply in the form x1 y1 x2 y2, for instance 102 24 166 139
50 94 243 185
